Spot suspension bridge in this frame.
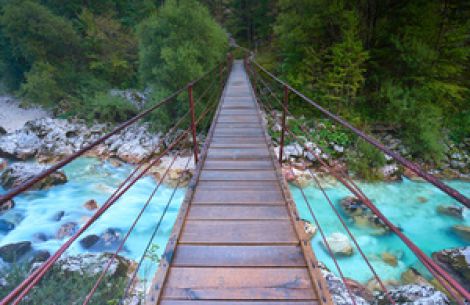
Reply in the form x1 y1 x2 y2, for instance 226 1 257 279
0 56 469 305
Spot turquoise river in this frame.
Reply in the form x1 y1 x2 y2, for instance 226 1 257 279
0 157 468 284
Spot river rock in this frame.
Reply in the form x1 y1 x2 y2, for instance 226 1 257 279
166 168 192 188
0 163 67 190
30 250 51 265
382 252 398 267
432 246 470 291
452 225 470 241
417 196 428 203
56 222 78 239
33 232 49 242
0 199 15 213
436 205 464 219
0 131 42 160
80 234 100 249
321 268 371 305
302 220 317 240
0 117 161 164
57 252 135 277
340 196 389 233
401 268 430 286
324 232 354 256
375 284 450 305
282 166 296 182
52 211 65 221
283 143 303 159
83 199 98 211
80 228 123 251
0 241 32 263
0 219 15 233
291 168 313 188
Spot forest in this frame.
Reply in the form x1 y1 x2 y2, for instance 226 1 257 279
0 0 469 164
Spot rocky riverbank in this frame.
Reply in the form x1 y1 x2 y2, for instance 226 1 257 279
264 110 470 185
320 249 465 305
0 115 197 190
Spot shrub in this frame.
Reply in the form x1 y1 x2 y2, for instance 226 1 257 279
19 62 64 107
347 138 386 181
0 263 126 304
84 92 138 123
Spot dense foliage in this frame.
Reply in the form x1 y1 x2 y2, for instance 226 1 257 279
0 263 126 305
138 0 228 127
0 0 227 127
205 0 469 164
0 0 468 164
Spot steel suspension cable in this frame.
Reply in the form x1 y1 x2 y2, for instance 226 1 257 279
285 127 468 304
82 83 223 305
256 91 359 305
4 130 191 305
250 59 470 208
250 61 469 300
81 152 181 304
3 73 226 305
0 62 226 205
256 90 395 303
118 85 224 304
265 99 396 303
253 70 468 304
118 155 193 305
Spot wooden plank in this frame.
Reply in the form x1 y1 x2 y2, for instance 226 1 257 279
172 245 306 267
161 301 319 305
150 61 331 305
163 267 314 289
211 137 265 144
162 267 316 300
204 160 273 170
162 288 316 300
199 170 277 181
213 131 265 137
218 117 260 123
221 104 255 109
188 205 289 219
207 148 270 158
220 110 259 115
180 220 298 244
196 180 280 191
215 123 261 129
214 127 263 132
193 190 284 204
209 143 267 149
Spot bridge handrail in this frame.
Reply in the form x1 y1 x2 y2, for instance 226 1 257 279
0 59 230 205
248 58 469 208
247 58 470 303
0 57 231 305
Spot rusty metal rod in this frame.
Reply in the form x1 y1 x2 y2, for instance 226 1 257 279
251 59 470 208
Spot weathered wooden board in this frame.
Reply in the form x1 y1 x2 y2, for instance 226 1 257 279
180 220 298 244
172 245 305 266
150 60 331 305
187 205 289 219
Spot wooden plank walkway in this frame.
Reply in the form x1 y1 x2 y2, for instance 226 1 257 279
149 61 333 305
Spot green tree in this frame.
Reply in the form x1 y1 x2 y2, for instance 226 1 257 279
137 0 228 122
0 1 81 66
79 9 138 87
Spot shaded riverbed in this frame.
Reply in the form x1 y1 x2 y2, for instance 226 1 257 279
291 179 469 284
1 157 469 285
0 157 185 278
